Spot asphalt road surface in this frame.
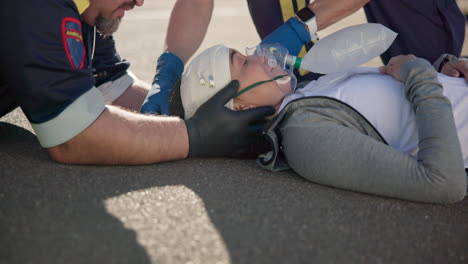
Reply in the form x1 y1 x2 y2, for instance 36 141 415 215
1 1 468 263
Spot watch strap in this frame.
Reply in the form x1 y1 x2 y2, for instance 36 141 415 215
296 7 319 42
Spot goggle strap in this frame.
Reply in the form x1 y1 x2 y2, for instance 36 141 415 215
233 74 288 98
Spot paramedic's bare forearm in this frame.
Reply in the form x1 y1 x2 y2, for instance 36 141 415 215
164 0 213 63
309 0 369 30
47 106 189 165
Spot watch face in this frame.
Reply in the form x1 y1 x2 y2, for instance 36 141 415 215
296 7 315 22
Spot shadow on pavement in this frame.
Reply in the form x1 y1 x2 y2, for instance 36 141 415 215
1 120 468 264
0 122 151 263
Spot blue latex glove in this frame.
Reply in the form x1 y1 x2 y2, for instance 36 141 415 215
261 17 311 56
140 52 184 115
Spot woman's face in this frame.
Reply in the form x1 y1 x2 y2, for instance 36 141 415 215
229 48 292 110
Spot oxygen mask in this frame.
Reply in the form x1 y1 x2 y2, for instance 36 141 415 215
234 43 297 97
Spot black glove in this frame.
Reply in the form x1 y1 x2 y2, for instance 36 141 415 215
185 80 275 157
233 119 274 158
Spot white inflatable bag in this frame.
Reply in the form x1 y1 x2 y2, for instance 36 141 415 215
300 23 397 74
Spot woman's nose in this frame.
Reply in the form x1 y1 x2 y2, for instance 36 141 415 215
248 54 265 64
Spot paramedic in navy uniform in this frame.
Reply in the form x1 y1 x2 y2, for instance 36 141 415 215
165 0 465 65
0 0 274 164
141 0 467 116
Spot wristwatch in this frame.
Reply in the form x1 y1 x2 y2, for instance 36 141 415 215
296 6 319 42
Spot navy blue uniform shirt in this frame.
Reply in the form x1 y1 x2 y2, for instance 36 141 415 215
0 0 130 147
364 0 465 64
247 0 464 65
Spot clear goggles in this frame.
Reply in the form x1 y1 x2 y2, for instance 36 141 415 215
234 43 297 97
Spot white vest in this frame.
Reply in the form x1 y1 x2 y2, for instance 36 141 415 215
281 67 468 167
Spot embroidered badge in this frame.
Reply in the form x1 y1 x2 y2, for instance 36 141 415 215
61 17 86 69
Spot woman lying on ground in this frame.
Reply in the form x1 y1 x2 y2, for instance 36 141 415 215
168 44 467 204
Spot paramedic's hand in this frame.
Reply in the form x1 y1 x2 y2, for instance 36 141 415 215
262 18 313 56
185 80 275 157
379 54 417 81
440 59 468 81
140 52 184 115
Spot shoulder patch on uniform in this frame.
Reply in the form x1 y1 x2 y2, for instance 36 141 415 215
62 17 86 69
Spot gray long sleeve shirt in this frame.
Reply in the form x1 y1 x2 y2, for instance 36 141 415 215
259 58 467 204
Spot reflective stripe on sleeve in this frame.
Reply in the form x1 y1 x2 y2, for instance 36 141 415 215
31 87 106 148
